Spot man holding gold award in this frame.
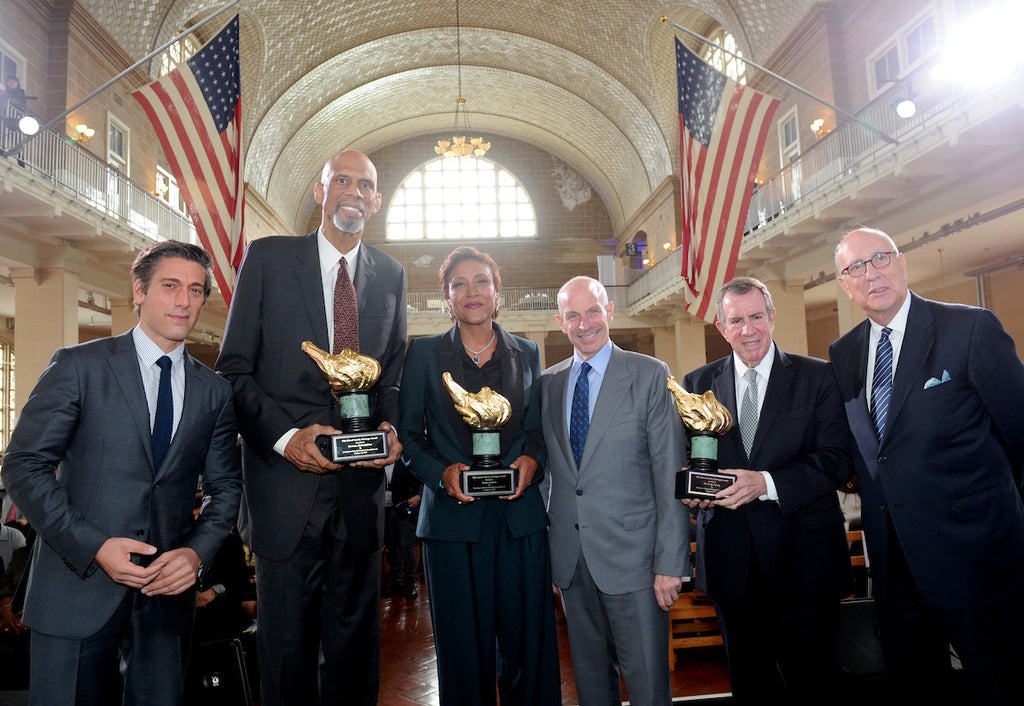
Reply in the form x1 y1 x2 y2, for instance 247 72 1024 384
677 276 853 703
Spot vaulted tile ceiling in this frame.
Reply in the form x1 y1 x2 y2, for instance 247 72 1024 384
80 0 815 232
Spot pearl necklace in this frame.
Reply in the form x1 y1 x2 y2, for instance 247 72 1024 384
463 332 496 365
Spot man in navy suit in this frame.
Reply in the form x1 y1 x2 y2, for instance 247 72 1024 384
3 241 242 705
830 227 1024 704
217 149 406 705
682 277 852 703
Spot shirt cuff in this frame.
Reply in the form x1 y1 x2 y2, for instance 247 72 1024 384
274 428 300 457
758 471 779 502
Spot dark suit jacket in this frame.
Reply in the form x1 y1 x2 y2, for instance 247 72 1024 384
388 456 422 507
216 232 407 560
683 347 852 604
829 292 1024 609
542 345 689 594
1 331 242 638
398 325 548 542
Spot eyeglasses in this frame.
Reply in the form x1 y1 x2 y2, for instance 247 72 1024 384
840 251 897 278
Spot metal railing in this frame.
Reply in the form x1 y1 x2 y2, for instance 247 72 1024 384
745 60 960 235
2 102 196 245
630 58 986 310
406 286 563 315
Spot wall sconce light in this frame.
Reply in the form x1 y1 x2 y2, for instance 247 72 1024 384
662 242 671 250
810 118 831 138
153 182 169 198
642 257 651 267
75 124 95 144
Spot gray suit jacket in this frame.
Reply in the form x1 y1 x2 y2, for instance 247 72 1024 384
216 232 407 560
2 331 242 638
541 345 689 594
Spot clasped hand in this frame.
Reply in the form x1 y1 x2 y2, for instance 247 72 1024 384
94 537 201 596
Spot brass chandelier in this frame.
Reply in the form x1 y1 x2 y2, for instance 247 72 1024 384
434 0 490 159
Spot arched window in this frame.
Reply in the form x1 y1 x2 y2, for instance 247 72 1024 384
387 158 537 241
159 35 199 76
703 29 747 85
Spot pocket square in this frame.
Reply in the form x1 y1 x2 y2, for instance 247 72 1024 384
924 370 951 389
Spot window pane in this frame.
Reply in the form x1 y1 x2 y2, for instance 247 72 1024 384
386 157 538 241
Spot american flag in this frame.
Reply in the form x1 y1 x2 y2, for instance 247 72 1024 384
132 15 244 306
676 38 779 322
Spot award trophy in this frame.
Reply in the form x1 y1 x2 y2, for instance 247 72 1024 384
442 372 518 497
302 341 389 463
667 376 736 499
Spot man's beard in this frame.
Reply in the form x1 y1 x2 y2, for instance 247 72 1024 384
332 208 365 234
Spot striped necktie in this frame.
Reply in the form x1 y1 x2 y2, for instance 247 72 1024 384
739 367 758 455
871 327 893 438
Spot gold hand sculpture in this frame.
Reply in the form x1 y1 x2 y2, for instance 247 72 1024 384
301 342 381 391
442 372 512 429
667 376 733 433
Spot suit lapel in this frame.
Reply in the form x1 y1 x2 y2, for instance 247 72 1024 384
547 361 573 471
433 328 473 454
751 347 795 461
580 346 629 471
885 293 934 444
840 320 881 476
353 242 378 315
297 231 330 350
107 332 155 469
156 350 204 482
495 327 524 453
710 357 744 462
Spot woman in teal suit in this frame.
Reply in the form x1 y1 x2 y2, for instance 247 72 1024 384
398 246 560 705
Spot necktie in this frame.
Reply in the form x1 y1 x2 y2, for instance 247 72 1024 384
739 368 759 455
872 327 893 438
570 362 591 468
333 257 359 353
152 355 173 470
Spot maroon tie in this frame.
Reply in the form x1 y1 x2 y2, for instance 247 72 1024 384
333 257 359 353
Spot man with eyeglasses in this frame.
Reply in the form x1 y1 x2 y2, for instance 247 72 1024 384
829 227 1024 705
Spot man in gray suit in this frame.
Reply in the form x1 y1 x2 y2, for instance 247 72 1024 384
541 276 689 706
2 241 242 705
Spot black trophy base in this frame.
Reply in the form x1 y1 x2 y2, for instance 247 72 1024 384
460 468 518 498
676 468 737 500
316 430 389 464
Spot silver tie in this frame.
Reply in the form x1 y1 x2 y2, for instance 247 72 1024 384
740 368 758 455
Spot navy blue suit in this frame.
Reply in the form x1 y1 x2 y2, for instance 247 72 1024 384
829 292 1024 703
684 346 852 701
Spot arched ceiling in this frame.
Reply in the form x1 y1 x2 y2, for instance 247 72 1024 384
78 0 817 233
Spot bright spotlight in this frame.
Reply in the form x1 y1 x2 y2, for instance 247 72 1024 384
18 115 39 135
895 99 917 119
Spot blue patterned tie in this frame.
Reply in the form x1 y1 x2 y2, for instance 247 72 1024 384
570 362 591 468
152 355 173 470
871 328 893 439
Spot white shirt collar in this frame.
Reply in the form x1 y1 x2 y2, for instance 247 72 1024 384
132 325 185 367
317 227 361 281
731 340 775 386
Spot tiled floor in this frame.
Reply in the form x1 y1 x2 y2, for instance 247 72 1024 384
378 573 732 705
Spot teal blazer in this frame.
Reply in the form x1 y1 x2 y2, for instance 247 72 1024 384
398 324 548 543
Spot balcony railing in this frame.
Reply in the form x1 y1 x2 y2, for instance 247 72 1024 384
745 60 959 235
2 103 197 245
629 57 986 311
407 286 563 316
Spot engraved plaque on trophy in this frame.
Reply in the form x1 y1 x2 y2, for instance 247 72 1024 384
302 342 389 463
667 376 736 499
442 372 518 498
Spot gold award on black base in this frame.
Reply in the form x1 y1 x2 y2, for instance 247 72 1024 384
667 376 736 499
302 342 389 463
442 372 518 498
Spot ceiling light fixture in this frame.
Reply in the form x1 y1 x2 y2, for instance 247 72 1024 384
434 0 490 159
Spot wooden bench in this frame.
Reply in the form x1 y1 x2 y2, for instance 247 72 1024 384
668 542 723 670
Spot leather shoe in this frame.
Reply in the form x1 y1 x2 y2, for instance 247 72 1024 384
405 585 418 600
